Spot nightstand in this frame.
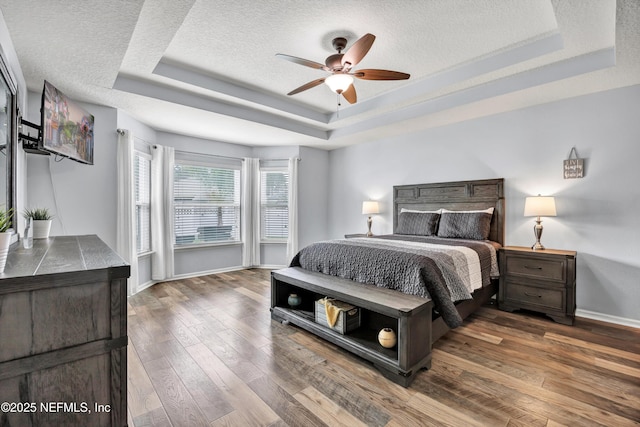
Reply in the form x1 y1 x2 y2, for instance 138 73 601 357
344 233 368 238
498 246 577 325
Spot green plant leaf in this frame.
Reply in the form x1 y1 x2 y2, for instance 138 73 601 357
0 207 14 233
22 207 54 221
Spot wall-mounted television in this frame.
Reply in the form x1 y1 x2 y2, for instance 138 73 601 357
41 80 94 165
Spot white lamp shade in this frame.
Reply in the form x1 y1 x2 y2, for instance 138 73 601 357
362 201 380 215
524 196 557 217
325 74 354 93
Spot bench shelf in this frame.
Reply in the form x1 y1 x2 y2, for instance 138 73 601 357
270 267 434 386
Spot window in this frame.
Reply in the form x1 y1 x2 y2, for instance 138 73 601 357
260 169 289 240
173 161 241 245
134 153 151 253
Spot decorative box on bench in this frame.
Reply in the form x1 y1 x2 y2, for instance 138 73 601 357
315 297 361 334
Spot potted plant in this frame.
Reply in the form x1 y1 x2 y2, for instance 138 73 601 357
23 207 54 239
0 207 13 272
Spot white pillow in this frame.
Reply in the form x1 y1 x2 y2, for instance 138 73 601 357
400 208 442 214
441 207 494 214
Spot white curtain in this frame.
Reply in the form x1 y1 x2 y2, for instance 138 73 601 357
286 157 299 263
116 129 138 296
151 144 175 280
242 158 261 267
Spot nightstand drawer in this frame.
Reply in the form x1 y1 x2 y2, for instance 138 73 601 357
499 246 576 325
505 255 565 282
504 282 564 311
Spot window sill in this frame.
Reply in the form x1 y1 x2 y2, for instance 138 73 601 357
174 241 242 250
137 251 154 258
260 240 287 245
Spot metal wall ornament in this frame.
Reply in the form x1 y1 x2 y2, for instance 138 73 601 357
564 147 584 179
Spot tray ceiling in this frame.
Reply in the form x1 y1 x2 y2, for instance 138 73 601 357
1 0 637 149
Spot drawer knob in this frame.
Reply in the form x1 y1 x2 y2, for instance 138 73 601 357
524 292 542 298
524 265 543 270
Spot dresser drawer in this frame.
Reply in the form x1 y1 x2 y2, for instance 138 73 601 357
505 255 565 282
504 282 564 311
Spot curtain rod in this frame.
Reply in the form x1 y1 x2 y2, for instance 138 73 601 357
174 148 302 163
260 157 302 162
116 128 154 147
116 129 301 162
174 148 243 161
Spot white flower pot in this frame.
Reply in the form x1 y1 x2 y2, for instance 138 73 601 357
0 231 12 272
32 219 52 239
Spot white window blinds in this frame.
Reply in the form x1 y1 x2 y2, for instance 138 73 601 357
173 159 241 245
134 153 151 253
260 169 289 240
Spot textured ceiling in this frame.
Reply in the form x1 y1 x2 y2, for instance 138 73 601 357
0 0 637 150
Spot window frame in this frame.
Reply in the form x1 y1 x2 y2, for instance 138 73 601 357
260 166 289 243
134 151 152 255
173 158 241 247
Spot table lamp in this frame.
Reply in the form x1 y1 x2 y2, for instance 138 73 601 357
362 201 379 237
524 195 556 250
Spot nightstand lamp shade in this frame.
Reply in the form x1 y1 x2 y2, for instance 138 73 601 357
362 201 379 237
524 195 556 250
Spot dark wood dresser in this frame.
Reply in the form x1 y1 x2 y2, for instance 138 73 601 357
0 235 130 426
498 246 576 325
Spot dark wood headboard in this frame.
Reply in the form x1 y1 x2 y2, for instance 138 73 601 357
393 178 505 246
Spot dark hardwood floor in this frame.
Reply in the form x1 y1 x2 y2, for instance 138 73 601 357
127 269 640 426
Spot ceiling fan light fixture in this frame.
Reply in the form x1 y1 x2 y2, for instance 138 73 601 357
278 33 409 103
325 73 354 94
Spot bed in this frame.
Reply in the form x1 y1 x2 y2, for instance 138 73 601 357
271 178 505 386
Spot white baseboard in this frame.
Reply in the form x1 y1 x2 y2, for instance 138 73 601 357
576 309 640 329
170 266 246 281
132 265 286 292
129 266 246 296
136 280 156 293
129 265 287 296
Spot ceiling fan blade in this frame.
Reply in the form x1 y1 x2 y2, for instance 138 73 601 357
342 84 357 104
276 53 329 71
353 69 410 80
341 33 375 71
287 78 326 96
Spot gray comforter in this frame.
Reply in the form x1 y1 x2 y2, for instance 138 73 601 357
290 235 499 328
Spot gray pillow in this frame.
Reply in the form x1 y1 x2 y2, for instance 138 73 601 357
396 212 440 236
437 212 492 240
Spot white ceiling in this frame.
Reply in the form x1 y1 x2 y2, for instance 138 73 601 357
1 0 638 150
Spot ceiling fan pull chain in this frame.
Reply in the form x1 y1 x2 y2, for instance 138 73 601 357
336 93 341 118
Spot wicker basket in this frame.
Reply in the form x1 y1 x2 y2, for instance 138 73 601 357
314 298 361 334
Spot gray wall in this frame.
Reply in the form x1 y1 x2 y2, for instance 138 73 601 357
327 85 640 324
298 146 329 249
23 101 327 281
117 110 158 146
26 92 119 249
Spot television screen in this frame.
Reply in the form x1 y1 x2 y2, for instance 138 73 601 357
41 80 94 164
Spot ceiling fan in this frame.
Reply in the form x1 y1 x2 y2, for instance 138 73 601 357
276 33 410 104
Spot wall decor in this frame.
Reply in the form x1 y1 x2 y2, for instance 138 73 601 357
563 147 584 179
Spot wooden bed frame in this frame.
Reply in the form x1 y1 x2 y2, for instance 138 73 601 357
271 178 505 386
393 178 505 342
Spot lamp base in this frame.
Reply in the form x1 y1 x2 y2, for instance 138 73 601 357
531 241 545 251
366 216 373 237
532 217 545 251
